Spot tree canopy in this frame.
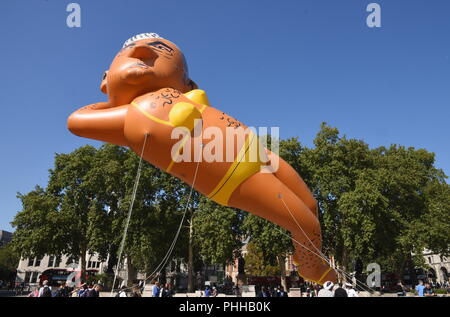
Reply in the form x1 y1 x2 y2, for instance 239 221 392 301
10 123 450 286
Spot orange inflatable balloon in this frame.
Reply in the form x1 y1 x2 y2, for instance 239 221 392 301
67 33 337 284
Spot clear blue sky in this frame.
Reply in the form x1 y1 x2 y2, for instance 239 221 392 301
1 0 449 231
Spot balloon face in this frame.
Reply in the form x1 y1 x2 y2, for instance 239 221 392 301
106 38 192 106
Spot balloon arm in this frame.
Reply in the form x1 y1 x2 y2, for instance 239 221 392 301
67 102 128 146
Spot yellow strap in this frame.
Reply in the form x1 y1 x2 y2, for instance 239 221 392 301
131 101 173 127
207 131 262 206
318 267 333 284
132 90 208 128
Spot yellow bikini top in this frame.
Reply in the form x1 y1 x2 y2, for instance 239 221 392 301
168 89 210 131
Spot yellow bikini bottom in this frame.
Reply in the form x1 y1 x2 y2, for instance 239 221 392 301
207 131 265 206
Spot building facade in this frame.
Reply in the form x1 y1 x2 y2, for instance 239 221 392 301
422 249 449 285
16 253 107 287
0 230 12 247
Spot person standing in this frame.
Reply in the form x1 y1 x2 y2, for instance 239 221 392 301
395 282 406 297
152 281 161 297
79 284 89 297
54 283 69 297
313 283 320 297
277 286 288 297
160 283 173 297
258 286 271 297
317 281 334 297
415 280 425 297
116 285 128 297
423 283 436 297
38 280 52 297
333 283 348 297
204 285 211 297
82 284 93 297
27 286 39 297
345 283 358 297
86 284 101 297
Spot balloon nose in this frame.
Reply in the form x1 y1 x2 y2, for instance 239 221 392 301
128 45 158 60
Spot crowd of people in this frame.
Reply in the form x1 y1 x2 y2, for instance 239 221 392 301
257 286 289 297
26 280 102 297
414 280 441 297
314 282 358 297
8 277 450 298
146 281 176 297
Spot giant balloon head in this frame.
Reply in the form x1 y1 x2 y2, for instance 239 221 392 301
102 33 197 106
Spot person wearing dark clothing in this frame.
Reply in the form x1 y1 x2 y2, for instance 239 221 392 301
86 284 101 297
258 286 271 297
423 283 436 297
396 282 406 297
269 287 277 297
277 287 288 297
54 283 70 297
204 286 211 297
333 284 348 297
159 283 174 297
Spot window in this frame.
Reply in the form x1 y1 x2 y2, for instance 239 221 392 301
34 258 42 267
96 262 100 268
27 258 34 267
87 261 92 268
31 272 39 283
25 272 32 283
48 256 55 267
54 257 61 267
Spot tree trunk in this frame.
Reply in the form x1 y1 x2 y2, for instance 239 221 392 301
340 249 349 284
277 255 287 291
407 253 417 286
396 255 406 283
187 215 194 292
79 248 86 284
126 256 137 287
106 244 117 274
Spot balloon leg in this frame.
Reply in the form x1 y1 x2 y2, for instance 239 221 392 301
228 172 337 284
267 151 318 218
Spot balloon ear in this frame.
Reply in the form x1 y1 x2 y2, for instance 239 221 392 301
100 71 108 94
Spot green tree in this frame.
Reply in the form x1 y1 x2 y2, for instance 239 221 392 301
297 123 450 282
0 244 20 281
192 198 242 266
11 145 184 285
11 186 66 261
242 214 293 289
244 241 279 277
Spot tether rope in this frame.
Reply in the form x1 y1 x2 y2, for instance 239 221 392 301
278 195 373 293
110 133 149 296
111 143 202 296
